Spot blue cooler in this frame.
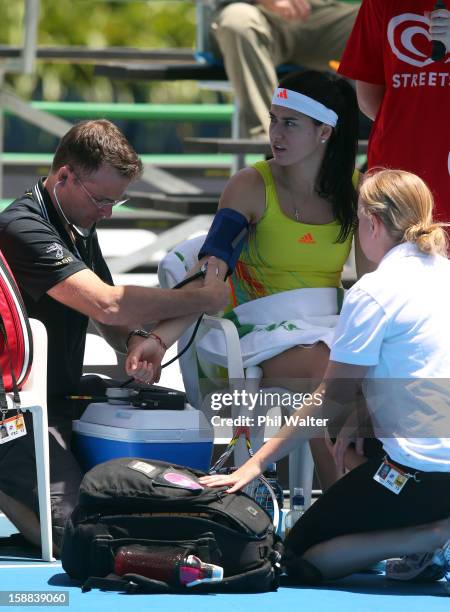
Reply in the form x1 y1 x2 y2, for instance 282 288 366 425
72 402 213 472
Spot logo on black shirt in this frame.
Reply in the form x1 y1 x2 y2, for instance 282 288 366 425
45 242 64 260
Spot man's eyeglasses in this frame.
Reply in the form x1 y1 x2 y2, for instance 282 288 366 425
74 172 129 209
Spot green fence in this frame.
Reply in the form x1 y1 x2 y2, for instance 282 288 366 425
5 102 234 122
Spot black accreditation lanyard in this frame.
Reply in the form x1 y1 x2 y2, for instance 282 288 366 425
31 181 96 271
72 229 96 271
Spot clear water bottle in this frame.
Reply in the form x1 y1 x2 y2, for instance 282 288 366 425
114 544 223 587
284 487 305 540
253 462 284 522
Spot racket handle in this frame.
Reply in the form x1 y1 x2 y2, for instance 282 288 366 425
431 0 447 61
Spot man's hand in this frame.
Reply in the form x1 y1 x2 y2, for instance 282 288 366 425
202 256 230 315
125 335 165 385
428 8 450 53
259 0 311 22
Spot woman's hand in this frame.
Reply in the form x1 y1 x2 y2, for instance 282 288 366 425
125 335 166 385
325 409 364 475
327 430 364 476
199 459 263 494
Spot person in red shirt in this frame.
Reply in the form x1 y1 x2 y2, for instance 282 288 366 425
338 1 450 221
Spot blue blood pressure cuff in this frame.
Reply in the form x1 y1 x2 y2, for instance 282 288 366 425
198 208 249 275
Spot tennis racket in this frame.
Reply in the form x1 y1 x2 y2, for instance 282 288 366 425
209 426 280 532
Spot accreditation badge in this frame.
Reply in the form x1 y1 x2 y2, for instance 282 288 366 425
373 458 409 495
0 412 27 445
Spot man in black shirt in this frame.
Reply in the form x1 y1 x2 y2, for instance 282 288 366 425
0 119 228 553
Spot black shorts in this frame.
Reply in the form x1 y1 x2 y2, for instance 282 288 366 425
285 446 450 563
0 402 84 550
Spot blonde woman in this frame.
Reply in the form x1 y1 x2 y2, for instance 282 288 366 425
200 169 450 587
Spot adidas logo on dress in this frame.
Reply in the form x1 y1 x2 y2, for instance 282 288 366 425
298 233 316 244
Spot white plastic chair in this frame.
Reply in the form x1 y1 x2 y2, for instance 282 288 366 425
158 238 314 508
4 318 54 561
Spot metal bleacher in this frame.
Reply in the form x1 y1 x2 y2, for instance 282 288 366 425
1 0 363 277
0 0 229 197
0 1 233 269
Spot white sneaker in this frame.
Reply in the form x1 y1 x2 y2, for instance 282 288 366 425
386 550 447 583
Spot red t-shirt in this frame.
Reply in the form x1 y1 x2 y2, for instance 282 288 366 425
338 0 450 221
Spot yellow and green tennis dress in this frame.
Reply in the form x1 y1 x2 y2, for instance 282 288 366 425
227 160 353 308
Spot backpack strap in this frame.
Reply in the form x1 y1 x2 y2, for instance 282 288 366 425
81 573 172 594
191 559 280 593
82 561 280 595
82 574 137 594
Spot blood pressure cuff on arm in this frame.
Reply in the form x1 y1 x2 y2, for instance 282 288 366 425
198 208 249 275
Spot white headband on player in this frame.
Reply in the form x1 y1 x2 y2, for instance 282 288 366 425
272 88 338 127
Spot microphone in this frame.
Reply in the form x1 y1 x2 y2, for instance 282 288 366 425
431 0 448 61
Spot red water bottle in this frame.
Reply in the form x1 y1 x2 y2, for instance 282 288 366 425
114 545 223 588
114 545 183 585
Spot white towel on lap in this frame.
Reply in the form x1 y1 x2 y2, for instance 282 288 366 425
158 237 343 373
197 287 343 368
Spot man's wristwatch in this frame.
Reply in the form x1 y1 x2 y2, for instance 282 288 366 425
125 329 168 352
125 329 150 351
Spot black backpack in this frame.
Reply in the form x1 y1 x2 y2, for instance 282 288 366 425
61 457 283 594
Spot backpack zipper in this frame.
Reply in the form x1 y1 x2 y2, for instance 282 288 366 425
77 504 267 538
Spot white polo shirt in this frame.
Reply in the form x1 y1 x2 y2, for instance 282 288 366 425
330 242 450 471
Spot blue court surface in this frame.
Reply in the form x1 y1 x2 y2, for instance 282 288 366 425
1 514 448 612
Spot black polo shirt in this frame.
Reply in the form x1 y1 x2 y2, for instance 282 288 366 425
0 179 113 401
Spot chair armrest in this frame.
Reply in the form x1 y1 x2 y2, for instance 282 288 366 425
199 315 245 379
21 318 48 408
